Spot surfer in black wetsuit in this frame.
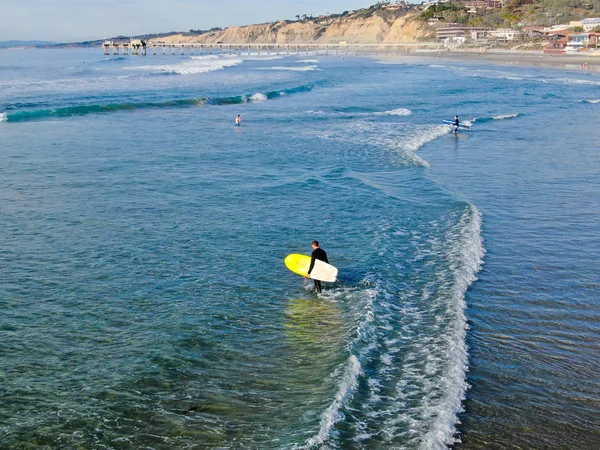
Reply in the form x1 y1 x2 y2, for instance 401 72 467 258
307 240 328 294
453 115 460 134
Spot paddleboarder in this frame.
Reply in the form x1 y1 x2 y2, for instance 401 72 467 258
306 240 329 293
453 115 460 134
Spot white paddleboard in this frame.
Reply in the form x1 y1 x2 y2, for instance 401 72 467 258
443 119 470 129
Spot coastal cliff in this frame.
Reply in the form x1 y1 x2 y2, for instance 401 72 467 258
153 7 432 45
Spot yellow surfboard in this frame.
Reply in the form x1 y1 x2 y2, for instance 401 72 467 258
285 254 338 282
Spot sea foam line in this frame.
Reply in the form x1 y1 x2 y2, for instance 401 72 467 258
0 112 7 123
263 65 320 72
397 124 451 167
492 113 519 120
140 57 243 75
416 204 485 448
317 121 449 168
373 108 412 116
303 288 377 449
361 205 485 448
304 355 361 448
472 113 520 124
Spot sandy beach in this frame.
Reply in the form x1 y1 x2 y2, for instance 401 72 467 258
383 49 600 71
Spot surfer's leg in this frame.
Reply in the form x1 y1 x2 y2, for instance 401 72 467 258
314 280 322 293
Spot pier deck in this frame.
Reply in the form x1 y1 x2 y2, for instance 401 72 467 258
102 40 444 57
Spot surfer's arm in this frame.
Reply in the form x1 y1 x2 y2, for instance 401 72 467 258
307 255 316 276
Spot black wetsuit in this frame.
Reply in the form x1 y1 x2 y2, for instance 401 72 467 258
454 117 460 133
308 247 329 293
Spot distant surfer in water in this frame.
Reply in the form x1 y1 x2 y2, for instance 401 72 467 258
453 115 460 134
235 115 242 127
306 240 329 294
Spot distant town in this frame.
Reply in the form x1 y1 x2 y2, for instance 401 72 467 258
420 0 600 53
3 0 600 54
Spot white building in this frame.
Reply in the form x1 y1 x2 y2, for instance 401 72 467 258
488 28 522 41
582 18 600 32
543 24 572 33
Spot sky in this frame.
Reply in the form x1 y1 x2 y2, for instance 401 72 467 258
0 0 384 42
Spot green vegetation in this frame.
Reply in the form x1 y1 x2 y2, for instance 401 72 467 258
420 0 600 29
421 3 470 24
186 27 223 36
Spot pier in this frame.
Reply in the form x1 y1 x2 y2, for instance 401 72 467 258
102 40 444 57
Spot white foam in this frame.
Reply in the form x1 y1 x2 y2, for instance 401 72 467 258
385 206 484 448
189 55 220 60
347 207 485 448
249 92 268 102
298 59 319 63
305 355 361 448
493 113 519 120
420 205 485 448
317 120 450 168
135 56 243 75
0 112 7 123
583 98 600 104
553 77 600 86
373 108 412 116
264 65 319 72
400 124 451 162
227 54 282 60
304 286 377 448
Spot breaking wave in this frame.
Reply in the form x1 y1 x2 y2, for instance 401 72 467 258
248 92 268 102
472 113 521 123
300 203 485 448
373 108 413 116
0 84 316 123
304 287 377 449
130 56 243 75
263 65 320 72
492 113 520 120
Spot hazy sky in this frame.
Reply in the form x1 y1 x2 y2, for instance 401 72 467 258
0 0 381 42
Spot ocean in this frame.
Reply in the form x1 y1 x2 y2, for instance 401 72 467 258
0 48 598 449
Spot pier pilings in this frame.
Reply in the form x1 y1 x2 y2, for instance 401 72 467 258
102 41 443 58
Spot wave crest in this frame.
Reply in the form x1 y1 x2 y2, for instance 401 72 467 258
420 204 485 447
305 355 362 448
1 84 315 123
374 108 412 116
493 113 519 120
130 57 243 75
263 65 320 72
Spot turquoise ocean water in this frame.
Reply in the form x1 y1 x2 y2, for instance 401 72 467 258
1 49 599 449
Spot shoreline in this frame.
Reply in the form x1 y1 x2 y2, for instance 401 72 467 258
378 49 600 71
4 44 600 71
